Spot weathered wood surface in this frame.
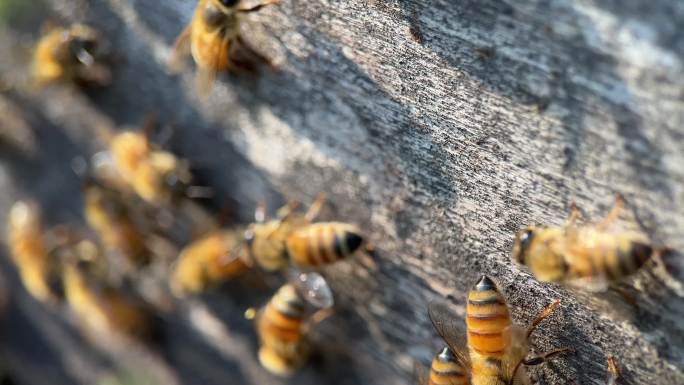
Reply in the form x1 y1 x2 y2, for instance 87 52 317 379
1 0 683 384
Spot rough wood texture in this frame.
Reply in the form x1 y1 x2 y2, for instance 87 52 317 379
1 0 683 384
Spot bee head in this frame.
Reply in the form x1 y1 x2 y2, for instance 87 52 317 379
512 227 536 265
219 0 240 6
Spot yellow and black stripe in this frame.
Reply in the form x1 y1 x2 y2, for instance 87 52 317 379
286 222 364 267
429 347 469 385
467 276 511 385
256 284 308 375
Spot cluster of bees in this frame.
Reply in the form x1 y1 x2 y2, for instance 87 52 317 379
9 0 676 383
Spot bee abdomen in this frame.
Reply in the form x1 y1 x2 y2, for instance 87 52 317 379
286 223 364 267
429 347 469 385
604 241 653 280
466 276 510 356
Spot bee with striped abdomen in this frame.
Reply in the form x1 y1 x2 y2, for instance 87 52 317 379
253 272 334 376
244 195 369 271
512 195 670 292
466 276 569 385
6 200 61 304
33 23 111 86
170 228 250 296
423 301 471 385
170 0 280 91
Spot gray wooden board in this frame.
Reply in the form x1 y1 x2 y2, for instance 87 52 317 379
0 0 683 384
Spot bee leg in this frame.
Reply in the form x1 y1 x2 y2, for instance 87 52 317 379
75 63 112 86
302 307 335 335
526 299 560 339
522 347 574 366
564 202 580 228
606 354 620 385
597 194 625 230
610 283 637 307
237 0 281 13
169 24 192 73
508 347 573 385
305 193 326 222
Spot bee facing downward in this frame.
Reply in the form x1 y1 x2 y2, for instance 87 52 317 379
170 0 280 90
253 272 334 376
426 276 570 385
512 195 670 292
33 23 111 86
6 200 61 304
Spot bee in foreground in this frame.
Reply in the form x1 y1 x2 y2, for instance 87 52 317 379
33 23 111 86
103 127 193 206
6 200 61 304
243 195 368 272
60 237 155 342
170 228 250 296
251 271 334 376
427 276 570 385
512 195 671 292
83 180 150 272
170 0 280 90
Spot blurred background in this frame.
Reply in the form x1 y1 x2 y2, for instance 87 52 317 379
1 0 684 384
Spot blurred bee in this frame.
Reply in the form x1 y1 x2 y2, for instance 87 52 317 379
104 127 193 206
245 195 369 271
170 0 280 90
83 180 150 271
33 23 111 86
427 276 569 385
60 237 155 342
252 271 334 376
170 228 250 296
512 195 670 292
6 200 60 304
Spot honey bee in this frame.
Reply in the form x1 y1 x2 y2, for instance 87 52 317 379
106 128 193 206
512 195 670 292
253 271 334 376
83 180 150 271
6 200 60 304
60 238 154 342
170 0 280 89
427 276 570 385
244 195 368 271
33 23 111 86
170 228 250 296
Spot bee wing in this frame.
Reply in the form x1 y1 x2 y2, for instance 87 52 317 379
427 301 470 368
289 270 334 309
169 24 192 74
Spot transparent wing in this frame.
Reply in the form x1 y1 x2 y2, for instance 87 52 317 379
289 270 334 309
427 301 470 367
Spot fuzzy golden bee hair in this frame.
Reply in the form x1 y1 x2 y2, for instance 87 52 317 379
254 272 333 376
83 180 150 270
6 200 61 304
170 0 280 90
33 23 111 86
512 196 668 291
170 228 249 296
107 129 192 206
